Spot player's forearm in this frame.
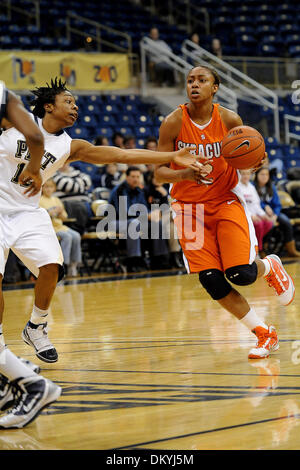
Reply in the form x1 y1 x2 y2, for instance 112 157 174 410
154 165 187 183
85 146 178 165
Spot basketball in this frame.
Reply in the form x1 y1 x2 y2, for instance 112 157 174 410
221 126 265 170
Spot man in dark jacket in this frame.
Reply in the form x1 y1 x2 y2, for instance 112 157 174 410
109 166 169 271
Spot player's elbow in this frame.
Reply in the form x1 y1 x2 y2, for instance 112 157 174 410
154 166 165 183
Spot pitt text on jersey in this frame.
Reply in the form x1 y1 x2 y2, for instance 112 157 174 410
177 140 221 158
12 139 57 186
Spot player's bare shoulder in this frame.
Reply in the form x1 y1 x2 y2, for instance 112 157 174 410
219 105 243 131
159 106 183 141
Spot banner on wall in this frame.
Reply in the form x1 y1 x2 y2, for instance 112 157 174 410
0 52 130 90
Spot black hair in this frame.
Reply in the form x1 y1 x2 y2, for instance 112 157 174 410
126 166 141 176
31 77 69 118
188 65 220 87
93 135 109 146
144 136 157 148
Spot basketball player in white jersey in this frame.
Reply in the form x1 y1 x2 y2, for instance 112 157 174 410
0 78 201 428
0 81 62 429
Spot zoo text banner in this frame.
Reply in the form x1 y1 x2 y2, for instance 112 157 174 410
0 52 130 90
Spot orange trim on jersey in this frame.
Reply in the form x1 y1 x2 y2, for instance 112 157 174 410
171 103 238 203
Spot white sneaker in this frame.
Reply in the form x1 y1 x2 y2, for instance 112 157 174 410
264 255 295 306
0 375 61 429
0 374 13 411
22 322 58 363
248 326 279 359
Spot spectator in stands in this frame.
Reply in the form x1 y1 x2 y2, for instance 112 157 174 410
93 135 110 146
147 26 175 86
52 162 92 234
145 172 183 268
124 135 147 184
109 166 170 272
237 169 273 257
143 136 158 184
112 132 125 148
254 167 300 258
190 32 200 46
100 163 122 190
211 38 222 59
40 179 82 277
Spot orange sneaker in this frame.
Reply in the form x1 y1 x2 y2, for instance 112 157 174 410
264 255 295 306
248 326 279 359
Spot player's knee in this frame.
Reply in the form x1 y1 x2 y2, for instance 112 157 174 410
39 263 60 282
225 262 258 286
199 269 232 300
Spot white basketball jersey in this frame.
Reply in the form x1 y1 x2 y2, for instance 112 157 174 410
0 116 72 214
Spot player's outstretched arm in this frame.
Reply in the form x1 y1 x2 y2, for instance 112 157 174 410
68 139 200 169
5 91 44 196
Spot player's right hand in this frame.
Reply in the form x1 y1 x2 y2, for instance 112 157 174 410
173 148 212 170
18 164 43 197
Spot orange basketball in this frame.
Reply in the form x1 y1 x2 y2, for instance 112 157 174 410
221 126 265 170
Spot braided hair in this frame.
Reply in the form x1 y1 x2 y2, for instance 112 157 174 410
31 77 68 118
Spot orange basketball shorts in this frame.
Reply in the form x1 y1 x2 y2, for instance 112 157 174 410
171 196 258 273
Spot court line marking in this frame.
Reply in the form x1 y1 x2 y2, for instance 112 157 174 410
112 414 300 450
42 369 300 378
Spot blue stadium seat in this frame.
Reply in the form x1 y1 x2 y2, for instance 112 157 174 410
256 14 274 25
118 114 136 126
98 127 114 138
103 104 120 114
259 44 278 56
256 24 276 36
234 15 252 26
277 14 295 25
98 115 118 126
279 24 299 36
117 126 134 136
135 126 152 138
136 115 152 126
289 45 300 58
286 34 300 46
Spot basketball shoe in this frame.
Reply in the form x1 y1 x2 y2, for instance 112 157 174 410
263 255 295 306
0 358 40 411
0 375 61 429
22 321 58 363
248 325 279 359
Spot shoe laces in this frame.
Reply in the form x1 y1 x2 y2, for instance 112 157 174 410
265 271 284 295
6 382 23 414
254 329 271 349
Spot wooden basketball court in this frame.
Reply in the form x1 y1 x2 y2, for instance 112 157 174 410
1 259 300 450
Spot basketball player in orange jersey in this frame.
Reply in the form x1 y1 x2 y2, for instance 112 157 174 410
155 65 295 360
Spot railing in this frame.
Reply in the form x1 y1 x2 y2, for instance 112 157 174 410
181 39 280 142
66 12 132 54
66 12 140 79
140 37 238 112
4 0 40 28
223 56 300 90
143 0 210 35
284 114 300 144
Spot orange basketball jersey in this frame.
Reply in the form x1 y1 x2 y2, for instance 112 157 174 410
171 103 238 203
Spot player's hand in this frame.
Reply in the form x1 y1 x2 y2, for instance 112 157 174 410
173 148 212 170
252 152 268 173
18 164 43 197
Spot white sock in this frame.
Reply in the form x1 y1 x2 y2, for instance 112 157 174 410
0 348 36 381
260 258 270 276
30 305 48 325
240 307 268 331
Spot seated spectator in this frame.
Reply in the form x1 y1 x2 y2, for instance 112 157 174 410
143 136 158 185
124 135 147 183
109 166 170 272
145 172 183 267
100 163 122 190
112 132 125 148
190 32 200 46
93 135 110 146
237 169 273 257
147 26 175 86
254 167 300 258
52 162 92 234
40 179 82 277
211 38 222 59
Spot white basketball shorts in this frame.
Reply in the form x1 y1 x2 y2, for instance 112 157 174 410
0 208 64 277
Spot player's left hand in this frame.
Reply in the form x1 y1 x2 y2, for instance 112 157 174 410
252 152 268 173
18 164 43 197
173 148 212 171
